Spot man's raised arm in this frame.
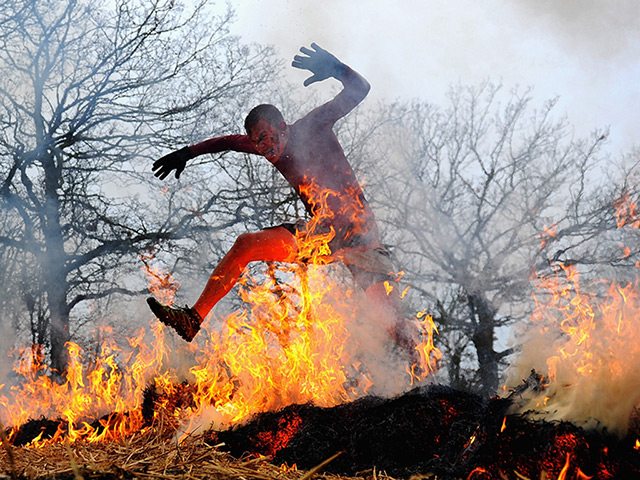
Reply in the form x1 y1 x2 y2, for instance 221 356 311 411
152 135 257 180
291 43 370 115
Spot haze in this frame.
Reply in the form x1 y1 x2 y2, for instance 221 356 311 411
226 0 639 156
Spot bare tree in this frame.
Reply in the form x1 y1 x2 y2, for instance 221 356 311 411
354 82 622 395
0 0 282 374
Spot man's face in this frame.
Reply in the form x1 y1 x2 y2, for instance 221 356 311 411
247 119 288 163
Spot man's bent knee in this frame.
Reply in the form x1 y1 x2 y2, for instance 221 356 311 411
231 228 297 264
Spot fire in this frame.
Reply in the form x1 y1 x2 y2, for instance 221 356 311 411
506 198 640 435
414 310 442 379
254 411 302 458
539 224 558 250
507 261 640 434
557 454 571 480
614 191 639 229
0 185 441 447
0 323 170 446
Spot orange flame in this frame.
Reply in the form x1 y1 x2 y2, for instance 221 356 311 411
506 198 640 434
507 261 640 434
539 224 558 250
1 185 441 447
414 310 442 379
557 453 571 480
614 191 640 229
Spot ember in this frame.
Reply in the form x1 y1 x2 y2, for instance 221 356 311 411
4 382 640 479
205 384 640 479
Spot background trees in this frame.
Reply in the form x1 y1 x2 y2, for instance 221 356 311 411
351 83 636 395
0 0 281 374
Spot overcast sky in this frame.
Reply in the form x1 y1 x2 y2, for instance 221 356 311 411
225 0 639 158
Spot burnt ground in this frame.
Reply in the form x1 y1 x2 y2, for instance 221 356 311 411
7 383 640 479
208 384 640 479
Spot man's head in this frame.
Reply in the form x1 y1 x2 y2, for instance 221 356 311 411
245 104 289 163
244 104 285 131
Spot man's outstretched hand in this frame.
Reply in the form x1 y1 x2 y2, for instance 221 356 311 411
152 146 193 180
292 43 346 87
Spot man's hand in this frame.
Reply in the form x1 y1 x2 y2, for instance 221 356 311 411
292 43 347 87
152 146 193 180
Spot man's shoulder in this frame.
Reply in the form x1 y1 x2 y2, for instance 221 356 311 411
293 104 337 131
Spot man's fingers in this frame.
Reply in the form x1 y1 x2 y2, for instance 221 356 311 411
303 74 319 87
298 46 314 57
296 43 325 60
152 163 171 180
153 164 166 178
293 44 329 71
292 52 311 69
152 148 190 181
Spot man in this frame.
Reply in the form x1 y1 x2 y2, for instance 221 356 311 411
148 43 410 353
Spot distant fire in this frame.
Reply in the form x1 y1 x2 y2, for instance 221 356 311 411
506 191 640 435
614 190 640 229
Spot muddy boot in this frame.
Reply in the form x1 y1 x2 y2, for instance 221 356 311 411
146 297 202 342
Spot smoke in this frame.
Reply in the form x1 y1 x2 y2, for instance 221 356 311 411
507 0 640 61
504 272 640 436
0 319 16 383
228 0 639 157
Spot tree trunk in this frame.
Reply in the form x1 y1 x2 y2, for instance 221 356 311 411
46 275 70 376
42 155 70 376
468 294 499 396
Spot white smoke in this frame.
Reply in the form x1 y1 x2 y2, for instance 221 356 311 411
226 0 639 155
504 273 640 436
506 0 640 61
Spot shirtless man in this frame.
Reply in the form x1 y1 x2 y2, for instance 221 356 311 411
148 43 410 353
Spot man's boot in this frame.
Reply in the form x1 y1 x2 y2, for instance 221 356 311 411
147 297 202 342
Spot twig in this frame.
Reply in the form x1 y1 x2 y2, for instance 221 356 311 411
65 439 85 480
299 451 344 480
0 418 17 480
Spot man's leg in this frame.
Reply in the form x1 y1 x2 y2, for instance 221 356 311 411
148 226 297 341
341 249 414 351
192 227 298 318
364 279 419 363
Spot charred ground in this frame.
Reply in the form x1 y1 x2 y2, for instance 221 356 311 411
207 384 640 479
6 383 640 480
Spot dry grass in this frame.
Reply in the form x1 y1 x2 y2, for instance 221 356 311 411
0 417 400 480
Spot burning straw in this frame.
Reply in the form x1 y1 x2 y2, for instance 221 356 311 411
0 412 383 480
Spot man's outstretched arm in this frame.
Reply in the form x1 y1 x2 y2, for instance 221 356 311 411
152 135 258 180
292 43 370 120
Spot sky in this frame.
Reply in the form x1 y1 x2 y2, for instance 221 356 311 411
225 0 639 158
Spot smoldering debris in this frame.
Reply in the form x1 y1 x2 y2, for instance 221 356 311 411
207 384 640 479
210 384 495 477
5 382 640 479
